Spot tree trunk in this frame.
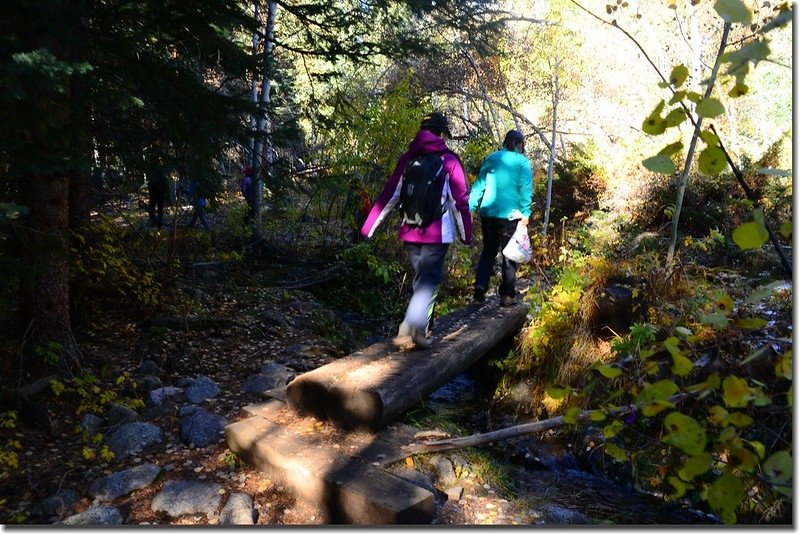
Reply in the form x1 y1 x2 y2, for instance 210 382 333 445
19 171 79 373
286 301 529 431
666 22 730 266
542 55 559 238
251 0 276 238
247 1 261 166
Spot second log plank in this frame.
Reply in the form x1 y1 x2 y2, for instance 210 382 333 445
285 299 529 431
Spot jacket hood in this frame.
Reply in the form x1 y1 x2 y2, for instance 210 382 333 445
407 129 448 156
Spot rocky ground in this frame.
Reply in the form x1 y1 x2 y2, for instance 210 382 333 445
0 262 569 527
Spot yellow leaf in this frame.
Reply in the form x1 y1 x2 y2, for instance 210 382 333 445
405 457 414 468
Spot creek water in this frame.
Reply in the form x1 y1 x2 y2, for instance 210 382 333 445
425 370 717 526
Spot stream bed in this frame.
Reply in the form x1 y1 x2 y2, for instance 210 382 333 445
424 371 717 526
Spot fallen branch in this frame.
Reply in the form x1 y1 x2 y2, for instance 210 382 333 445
404 394 691 454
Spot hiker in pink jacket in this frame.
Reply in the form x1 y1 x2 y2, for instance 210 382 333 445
361 112 473 349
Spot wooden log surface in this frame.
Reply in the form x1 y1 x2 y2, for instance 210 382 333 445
286 299 529 431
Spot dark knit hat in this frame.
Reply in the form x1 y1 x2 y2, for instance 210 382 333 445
503 129 525 148
420 111 452 137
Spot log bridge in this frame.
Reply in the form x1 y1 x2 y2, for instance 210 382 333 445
225 298 528 524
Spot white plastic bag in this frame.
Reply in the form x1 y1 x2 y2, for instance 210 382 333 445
502 221 532 263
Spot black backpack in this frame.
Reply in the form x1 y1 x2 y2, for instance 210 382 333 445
399 152 447 228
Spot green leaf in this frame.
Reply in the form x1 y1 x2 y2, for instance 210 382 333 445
706 473 744 524
590 410 606 422
722 376 752 408
604 442 628 462
675 326 693 337
727 83 749 97
664 411 707 455
734 318 767 330
699 129 720 147
732 221 768 250
643 154 676 174
636 380 679 404
708 405 729 426
669 65 689 87
597 365 623 379
663 336 681 356
762 450 793 497
779 221 792 238
678 452 712 481
658 142 683 157
563 406 582 425
671 352 694 376
686 91 703 103
546 386 570 400
603 419 624 438
762 7 793 33
714 0 752 24
746 281 788 304
669 91 686 105
667 476 689 499
700 312 729 329
698 146 727 175
664 108 686 127
723 40 770 66
775 350 792 380
696 97 725 118
727 412 753 427
642 100 667 135
642 399 675 417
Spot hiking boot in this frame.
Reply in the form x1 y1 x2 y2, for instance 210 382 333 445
500 295 518 307
411 329 432 349
392 322 414 348
473 286 486 302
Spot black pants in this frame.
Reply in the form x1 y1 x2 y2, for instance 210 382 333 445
475 217 519 298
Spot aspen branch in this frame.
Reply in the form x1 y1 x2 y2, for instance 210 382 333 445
404 394 692 454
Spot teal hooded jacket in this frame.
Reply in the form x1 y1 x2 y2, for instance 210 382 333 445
468 148 532 219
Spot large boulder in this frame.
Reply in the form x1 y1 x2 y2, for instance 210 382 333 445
105 422 163 458
184 376 220 404
179 408 226 448
89 463 162 502
151 480 224 518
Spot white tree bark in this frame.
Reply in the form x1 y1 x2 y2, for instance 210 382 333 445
542 54 559 238
251 0 277 237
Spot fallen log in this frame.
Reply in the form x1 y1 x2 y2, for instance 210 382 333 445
286 299 529 431
404 394 691 454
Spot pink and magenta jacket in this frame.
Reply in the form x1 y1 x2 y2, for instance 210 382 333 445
360 129 473 245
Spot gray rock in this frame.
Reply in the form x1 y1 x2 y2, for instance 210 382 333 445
394 468 435 494
540 503 590 524
30 490 79 518
430 455 456 484
148 386 183 406
139 374 163 392
445 486 463 502
151 480 224 518
242 374 279 394
89 463 162 501
176 377 195 388
179 408 226 447
219 493 256 525
60 505 124 525
105 422 163 458
184 376 220 404
106 403 139 428
179 404 203 417
79 414 103 436
449 454 469 478
138 359 160 375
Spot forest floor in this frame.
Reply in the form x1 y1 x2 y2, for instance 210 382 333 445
0 233 546 526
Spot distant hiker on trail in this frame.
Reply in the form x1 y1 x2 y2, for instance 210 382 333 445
187 179 211 230
469 129 532 307
361 111 473 349
147 161 169 229
241 166 255 223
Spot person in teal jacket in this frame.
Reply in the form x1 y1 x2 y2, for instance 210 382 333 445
468 129 532 306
